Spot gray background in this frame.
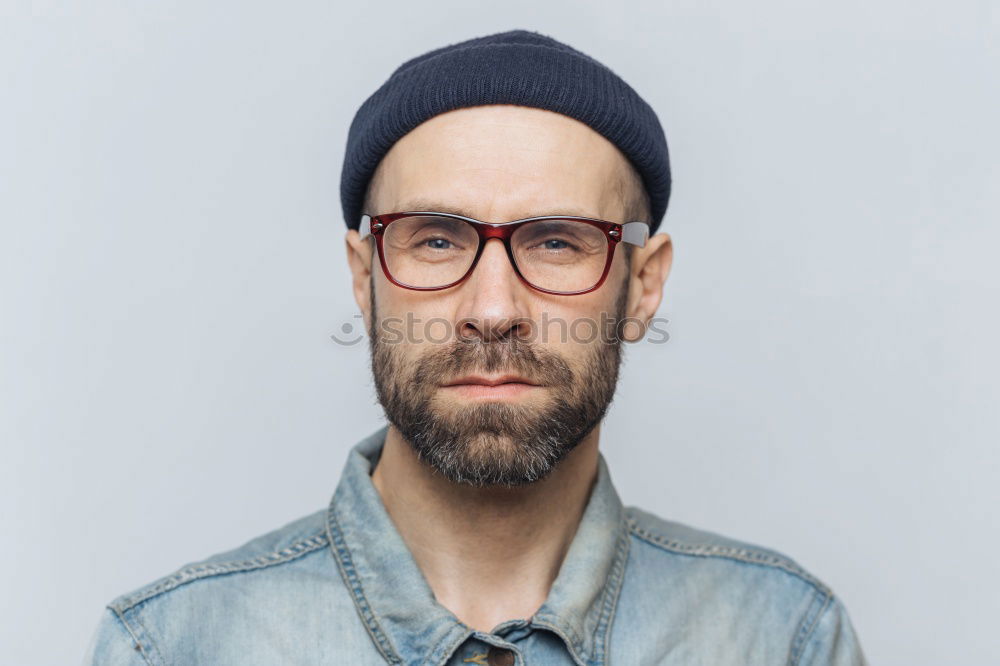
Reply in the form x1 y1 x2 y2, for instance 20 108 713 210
2 1 997 664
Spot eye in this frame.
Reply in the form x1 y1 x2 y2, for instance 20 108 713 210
530 236 580 252
424 238 453 250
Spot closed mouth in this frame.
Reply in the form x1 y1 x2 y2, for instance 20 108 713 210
442 375 539 387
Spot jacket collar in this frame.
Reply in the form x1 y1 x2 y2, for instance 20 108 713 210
326 425 630 666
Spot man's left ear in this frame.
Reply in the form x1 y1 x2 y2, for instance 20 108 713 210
623 232 673 342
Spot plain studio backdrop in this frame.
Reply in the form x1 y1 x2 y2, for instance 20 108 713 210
2 1 997 664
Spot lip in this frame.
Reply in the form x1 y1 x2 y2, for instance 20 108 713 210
441 375 539 387
439 376 541 400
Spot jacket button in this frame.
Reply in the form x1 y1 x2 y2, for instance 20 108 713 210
487 647 515 666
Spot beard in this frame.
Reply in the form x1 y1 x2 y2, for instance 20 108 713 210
367 279 629 488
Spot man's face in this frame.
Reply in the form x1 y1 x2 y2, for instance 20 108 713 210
351 105 651 488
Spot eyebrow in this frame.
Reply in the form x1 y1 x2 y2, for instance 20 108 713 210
392 198 602 221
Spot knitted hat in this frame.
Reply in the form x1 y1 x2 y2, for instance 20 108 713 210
339 29 671 233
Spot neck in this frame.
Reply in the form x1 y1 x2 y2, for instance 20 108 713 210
370 424 601 633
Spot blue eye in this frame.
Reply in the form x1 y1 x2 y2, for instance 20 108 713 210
542 239 571 250
425 238 452 249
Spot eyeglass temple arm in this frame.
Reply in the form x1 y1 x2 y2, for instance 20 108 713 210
621 222 649 247
360 213 647 246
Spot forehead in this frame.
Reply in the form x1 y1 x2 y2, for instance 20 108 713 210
369 105 633 221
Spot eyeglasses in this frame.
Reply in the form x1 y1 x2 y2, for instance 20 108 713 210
358 211 648 295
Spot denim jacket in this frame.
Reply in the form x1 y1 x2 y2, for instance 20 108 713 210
83 425 868 665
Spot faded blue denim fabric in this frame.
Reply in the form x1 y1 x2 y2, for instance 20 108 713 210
83 425 868 665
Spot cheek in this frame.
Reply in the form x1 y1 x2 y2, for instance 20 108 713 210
530 297 620 356
373 291 459 353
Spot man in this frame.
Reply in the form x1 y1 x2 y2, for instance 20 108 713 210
84 29 867 665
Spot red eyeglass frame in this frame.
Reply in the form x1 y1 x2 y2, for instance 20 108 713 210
358 211 649 296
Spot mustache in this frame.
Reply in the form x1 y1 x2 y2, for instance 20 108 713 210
411 336 576 389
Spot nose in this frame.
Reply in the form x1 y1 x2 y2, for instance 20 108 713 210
455 238 532 342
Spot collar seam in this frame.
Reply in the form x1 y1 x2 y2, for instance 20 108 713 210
591 519 631 665
530 514 631 666
326 495 403 664
425 625 476 666
529 619 589 666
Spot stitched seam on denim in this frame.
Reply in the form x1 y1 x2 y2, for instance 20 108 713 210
109 606 156 666
429 631 521 666
429 623 500 666
627 519 831 596
592 522 630 666
125 606 168 666
108 605 156 666
531 613 586 661
111 531 329 613
530 620 588 666
430 629 474 666
788 590 833 666
326 497 402 664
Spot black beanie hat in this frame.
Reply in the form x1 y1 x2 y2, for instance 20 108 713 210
339 29 671 233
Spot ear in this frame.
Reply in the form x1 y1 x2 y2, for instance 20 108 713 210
345 229 375 330
622 232 673 342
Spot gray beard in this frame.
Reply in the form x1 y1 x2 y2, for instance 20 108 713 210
367 281 627 488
